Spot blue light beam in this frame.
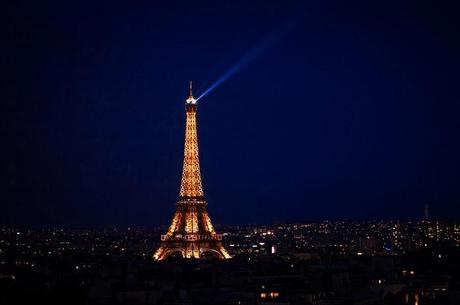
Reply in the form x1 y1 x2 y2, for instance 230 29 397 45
195 20 297 102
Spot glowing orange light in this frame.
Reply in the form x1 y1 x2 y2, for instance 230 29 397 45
153 82 231 261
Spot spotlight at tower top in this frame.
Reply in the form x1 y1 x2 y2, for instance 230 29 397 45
186 81 197 105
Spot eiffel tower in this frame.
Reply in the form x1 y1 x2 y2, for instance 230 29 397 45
153 82 231 261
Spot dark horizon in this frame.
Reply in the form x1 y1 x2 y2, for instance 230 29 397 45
2 0 460 227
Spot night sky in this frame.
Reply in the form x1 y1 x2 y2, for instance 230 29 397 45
2 1 459 227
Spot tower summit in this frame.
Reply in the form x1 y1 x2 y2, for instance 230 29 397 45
153 82 231 261
186 81 196 104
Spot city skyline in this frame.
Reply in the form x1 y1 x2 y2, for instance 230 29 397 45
2 0 460 227
1 220 458 304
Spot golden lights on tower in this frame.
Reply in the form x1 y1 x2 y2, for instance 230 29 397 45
153 82 231 261
179 106 204 198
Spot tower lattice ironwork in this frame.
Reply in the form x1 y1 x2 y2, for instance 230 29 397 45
153 82 231 261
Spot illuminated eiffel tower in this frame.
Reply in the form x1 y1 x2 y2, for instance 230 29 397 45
153 82 231 261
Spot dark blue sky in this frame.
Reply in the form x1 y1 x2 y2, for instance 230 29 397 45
1 0 459 226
